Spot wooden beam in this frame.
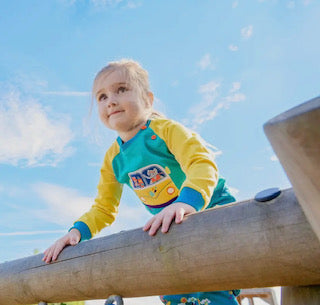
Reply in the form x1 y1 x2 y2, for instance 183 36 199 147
264 97 320 241
0 189 319 305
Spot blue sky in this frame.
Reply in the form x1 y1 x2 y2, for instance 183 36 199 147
0 0 319 304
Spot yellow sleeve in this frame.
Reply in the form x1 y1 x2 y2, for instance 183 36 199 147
151 119 219 210
73 141 123 239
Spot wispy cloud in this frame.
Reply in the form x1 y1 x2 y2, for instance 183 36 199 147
253 166 264 171
229 44 239 51
199 81 220 94
287 1 296 9
60 0 141 9
0 230 66 236
232 0 239 8
32 182 93 226
228 186 239 196
0 90 74 167
271 155 279 162
91 0 123 7
31 182 150 232
43 91 90 97
125 0 142 9
185 81 246 130
241 25 253 39
11 73 48 94
197 53 216 70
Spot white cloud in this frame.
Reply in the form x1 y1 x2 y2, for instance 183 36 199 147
197 53 216 70
241 25 253 39
253 166 264 171
224 92 246 103
228 186 240 196
271 155 279 162
90 0 123 7
125 0 142 9
106 201 150 235
43 91 90 97
153 96 167 117
0 230 66 236
61 0 141 9
232 1 239 8
12 73 48 94
88 162 102 167
33 182 93 226
230 82 241 93
185 81 221 128
229 44 239 51
32 182 150 233
59 0 77 6
198 81 220 94
186 81 246 130
0 91 74 167
171 80 179 87
287 1 296 8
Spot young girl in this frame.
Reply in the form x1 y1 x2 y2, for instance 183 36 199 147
43 59 240 305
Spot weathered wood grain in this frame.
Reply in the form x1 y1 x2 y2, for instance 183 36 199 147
0 189 319 305
264 97 320 241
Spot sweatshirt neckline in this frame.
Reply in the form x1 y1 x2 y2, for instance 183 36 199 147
116 119 151 149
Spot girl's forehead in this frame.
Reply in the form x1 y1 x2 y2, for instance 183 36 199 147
97 69 129 87
94 69 136 96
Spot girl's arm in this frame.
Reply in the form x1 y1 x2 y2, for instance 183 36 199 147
143 119 219 235
151 119 219 211
43 142 122 262
70 142 123 240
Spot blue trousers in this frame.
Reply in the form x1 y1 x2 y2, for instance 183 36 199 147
160 290 240 305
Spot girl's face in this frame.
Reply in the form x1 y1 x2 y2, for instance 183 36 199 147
95 69 153 142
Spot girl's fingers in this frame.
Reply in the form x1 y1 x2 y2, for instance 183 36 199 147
175 207 185 224
47 247 55 262
161 212 175 233
143 216 155 231
52 247 61 262
144 203 195 236
43 248 52 263
42 232 80 264
148 216 163 236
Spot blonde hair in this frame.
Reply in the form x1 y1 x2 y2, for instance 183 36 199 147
92 59 163 119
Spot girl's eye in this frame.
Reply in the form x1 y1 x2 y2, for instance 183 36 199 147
118 86 127 93
98 93 107 101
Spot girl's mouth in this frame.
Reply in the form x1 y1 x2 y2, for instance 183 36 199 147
109 110 124 117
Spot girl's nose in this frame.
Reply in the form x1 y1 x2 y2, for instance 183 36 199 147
107 94 118 107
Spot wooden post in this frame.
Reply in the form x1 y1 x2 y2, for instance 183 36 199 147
0 189 320 305
281 285 320 305
237 288 278 305
264 97 320 241
264 97 320 305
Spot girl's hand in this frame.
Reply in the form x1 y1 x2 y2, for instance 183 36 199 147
143 202 196 236
42 229 81 263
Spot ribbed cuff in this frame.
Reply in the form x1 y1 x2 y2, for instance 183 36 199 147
69 221 92 242
174 187 205 211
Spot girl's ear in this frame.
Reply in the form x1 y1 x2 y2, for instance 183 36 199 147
146 91 154 108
